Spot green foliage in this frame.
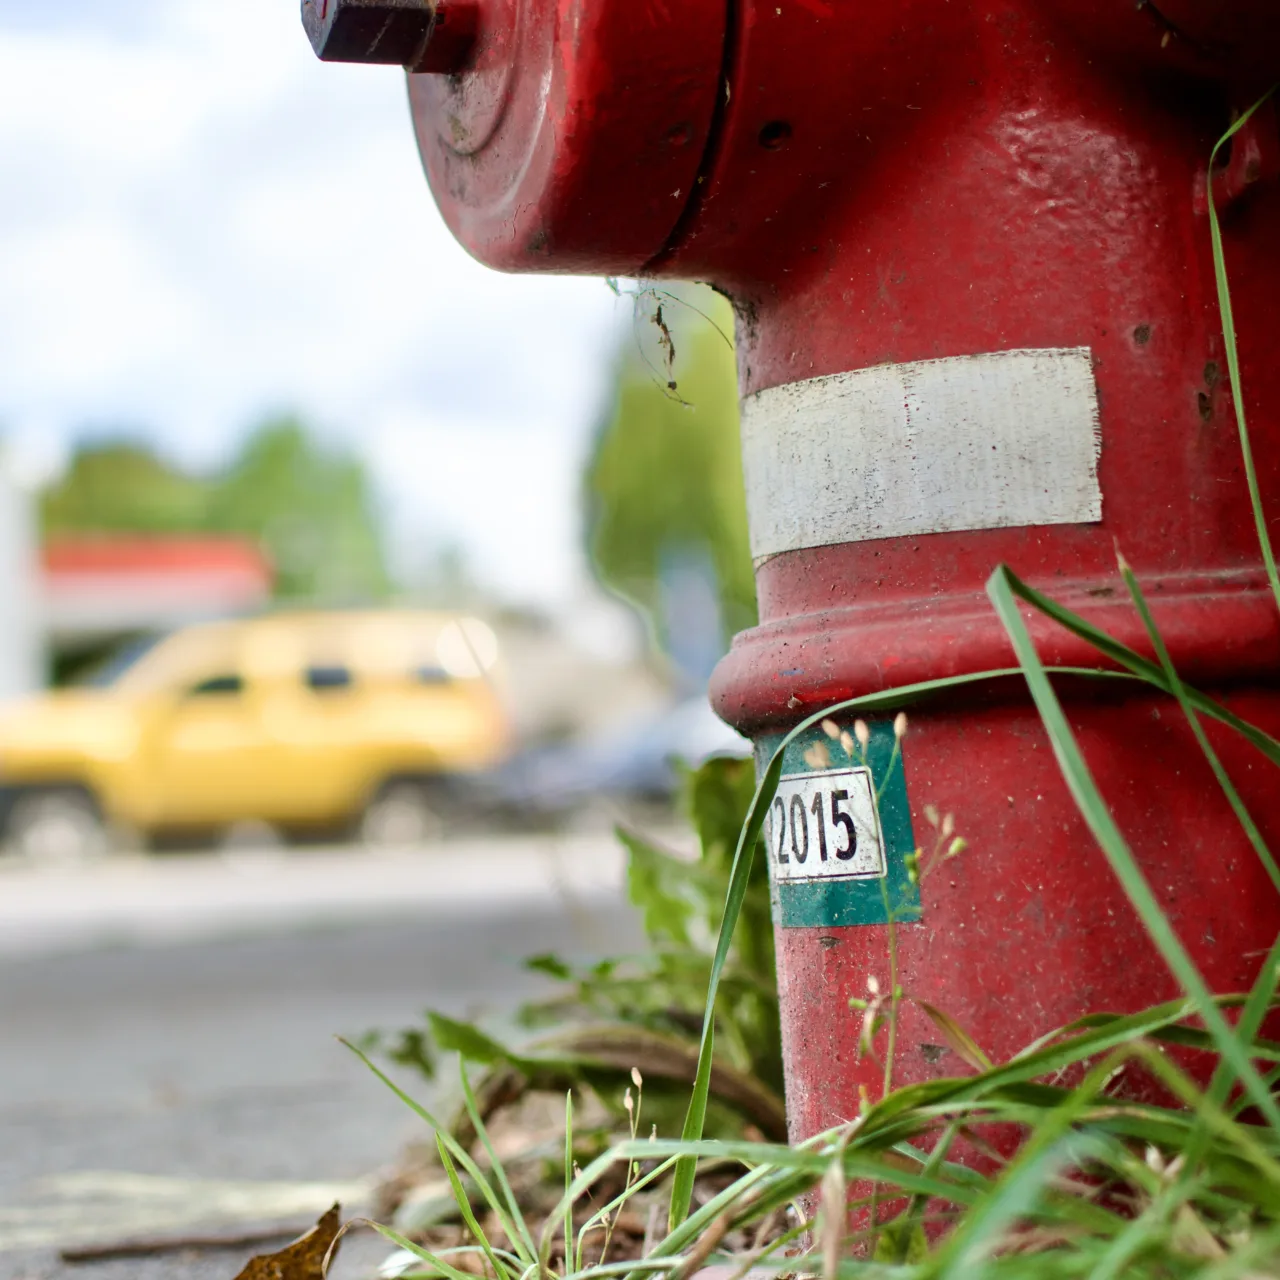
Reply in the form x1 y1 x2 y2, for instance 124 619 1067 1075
584 288 756 648
39 416 390 602
372 755 783 1139
427 1012 515 1069
205 417 390 601
357 577 1280 1277
357 965 1280 1279
42 442 209 535
525 756 781 1101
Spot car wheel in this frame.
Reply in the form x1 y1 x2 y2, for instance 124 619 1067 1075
359 780 445 850
5 788 108 866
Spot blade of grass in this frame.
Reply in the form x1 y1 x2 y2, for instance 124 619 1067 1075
997 568 1280 768
1208 86 1280 616
631 1138 979 1204
339 1038 532 1256
437 1136 512 1280
894 1119 963 1261
1013 993 1252 1060
1233 1063 1280 1117
986 564 1280 1130
928 1051 1128 1279
556 1263 688 1279
1116 1017 1280 1063
545 1089 572 1274
1120 1041 1280 1184
872 1001 1234 1126
575 1157 682 1273
366 1222 512 1280
1118 556 1280 1117
911 1001 993 1073
457 1062 538 1266
385 1244 532 1280
667 731 777 1232
565 1090 573 1201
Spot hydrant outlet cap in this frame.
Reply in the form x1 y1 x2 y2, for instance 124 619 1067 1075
407 0 727 275
302 0 435 67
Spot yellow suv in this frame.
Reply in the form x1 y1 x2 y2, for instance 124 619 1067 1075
0 611 509 860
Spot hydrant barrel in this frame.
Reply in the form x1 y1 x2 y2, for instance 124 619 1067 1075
304 0 1280 1141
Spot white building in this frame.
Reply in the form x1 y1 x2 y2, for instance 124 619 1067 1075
0 461 43 700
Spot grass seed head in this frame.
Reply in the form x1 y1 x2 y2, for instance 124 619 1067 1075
894 711 909 739
821 719 841 740
804 742 832 769
631 1067 643 1089
854 720 871 749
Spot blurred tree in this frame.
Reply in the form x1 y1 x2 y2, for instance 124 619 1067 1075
40 417 391 603
41 441 209 535
206 417 390 602
584 288 755 668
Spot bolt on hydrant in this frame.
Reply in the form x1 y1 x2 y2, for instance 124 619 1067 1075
305 0 1280 1144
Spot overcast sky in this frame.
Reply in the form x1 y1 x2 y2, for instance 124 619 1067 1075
0 0 628 607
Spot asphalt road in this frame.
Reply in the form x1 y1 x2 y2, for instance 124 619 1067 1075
0 837 642 1280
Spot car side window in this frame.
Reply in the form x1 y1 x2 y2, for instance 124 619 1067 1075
305 664 353 692
187 673 244 697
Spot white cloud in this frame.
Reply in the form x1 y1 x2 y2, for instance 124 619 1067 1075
0 2 627 606
368 406 592 604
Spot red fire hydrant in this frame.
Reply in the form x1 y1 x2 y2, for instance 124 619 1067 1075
305 0 1280 1141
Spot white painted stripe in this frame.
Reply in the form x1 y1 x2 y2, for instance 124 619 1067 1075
740 347 1102 561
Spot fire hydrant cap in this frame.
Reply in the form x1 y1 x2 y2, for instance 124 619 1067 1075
406 0 726 275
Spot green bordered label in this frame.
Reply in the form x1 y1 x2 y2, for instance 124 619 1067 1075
757 722 921 929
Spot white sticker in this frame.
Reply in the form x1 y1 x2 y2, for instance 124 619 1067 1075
741 347 1102 562
765 768 887 884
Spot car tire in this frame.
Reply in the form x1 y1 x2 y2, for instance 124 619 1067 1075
5 788 109 866
359 780 445 850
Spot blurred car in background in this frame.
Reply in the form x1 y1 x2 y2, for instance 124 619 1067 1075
0 612 507 861
482 694 751 825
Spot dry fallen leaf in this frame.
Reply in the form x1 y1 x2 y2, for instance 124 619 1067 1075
233 1204 341 1280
